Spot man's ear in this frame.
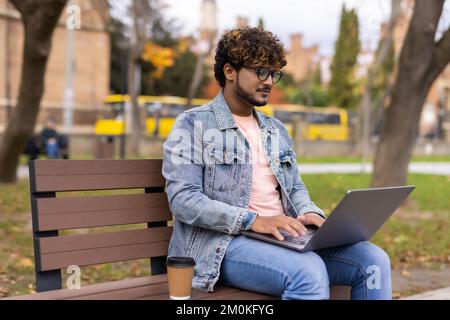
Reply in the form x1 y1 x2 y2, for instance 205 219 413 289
223 63 237 82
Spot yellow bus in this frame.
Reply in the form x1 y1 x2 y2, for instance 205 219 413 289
302 107 349 141
94 94 128 136
95 95 348 141
272 104 349 141
95 95 211 139
144 96 210 138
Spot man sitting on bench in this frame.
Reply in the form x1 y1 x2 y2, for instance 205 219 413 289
162 27 392 300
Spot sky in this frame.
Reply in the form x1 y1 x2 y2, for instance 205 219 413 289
164 0 393 56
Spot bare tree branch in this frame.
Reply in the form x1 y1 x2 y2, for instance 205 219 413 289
432 26 450 77
400 0 444 64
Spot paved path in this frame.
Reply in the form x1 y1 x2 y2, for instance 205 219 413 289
297 162 450 175
401 286 450 300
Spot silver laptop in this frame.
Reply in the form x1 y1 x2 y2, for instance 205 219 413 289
241 185 415 252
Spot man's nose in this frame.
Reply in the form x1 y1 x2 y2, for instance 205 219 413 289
263 75 273 87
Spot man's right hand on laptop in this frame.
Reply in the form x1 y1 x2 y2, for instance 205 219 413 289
251 215 307 241
297 213 326 229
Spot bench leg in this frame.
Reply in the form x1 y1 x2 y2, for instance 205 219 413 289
36 270 62 292
150 256 167 275
148 219 168 276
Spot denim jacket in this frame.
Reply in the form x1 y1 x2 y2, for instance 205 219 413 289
162 91 325 292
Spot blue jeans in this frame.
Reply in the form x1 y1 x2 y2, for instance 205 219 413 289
46 141 60 159
219 235 392 300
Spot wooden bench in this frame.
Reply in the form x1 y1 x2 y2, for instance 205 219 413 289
4 159 350 300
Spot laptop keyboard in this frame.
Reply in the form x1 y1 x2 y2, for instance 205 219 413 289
280 228 316 246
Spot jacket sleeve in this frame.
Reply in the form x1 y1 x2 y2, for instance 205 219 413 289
162 112 258 235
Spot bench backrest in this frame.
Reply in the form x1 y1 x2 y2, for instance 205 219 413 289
29 159 172 292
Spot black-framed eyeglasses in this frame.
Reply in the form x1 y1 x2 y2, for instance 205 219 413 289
243 66 283 84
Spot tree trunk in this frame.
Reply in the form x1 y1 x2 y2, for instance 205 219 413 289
187 53 206 107
0 0 67 183
128 49 142 156
187 38 213 107
371 0 450 187
127 0 150 156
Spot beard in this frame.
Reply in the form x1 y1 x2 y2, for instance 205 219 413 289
235 75 268 107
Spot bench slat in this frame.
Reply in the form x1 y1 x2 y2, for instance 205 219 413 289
71 282 169 300
39 240 170 271
34 173 165 192
4 274 277 300
38 193 169 215
3 275 167 300
39 227 172 254
31 160 165 192
33 159 163 176
35 193 172 231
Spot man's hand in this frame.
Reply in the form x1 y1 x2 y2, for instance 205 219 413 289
297 212 326 228
251 215 308 241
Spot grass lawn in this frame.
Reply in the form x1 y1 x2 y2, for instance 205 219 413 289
0 173 449 297
302 173 450 271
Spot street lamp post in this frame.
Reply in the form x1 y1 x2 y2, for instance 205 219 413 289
64 0 77 136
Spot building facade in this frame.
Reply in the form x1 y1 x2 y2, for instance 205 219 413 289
0 0 110 134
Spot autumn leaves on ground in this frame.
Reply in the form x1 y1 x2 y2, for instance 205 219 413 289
0 173 449 298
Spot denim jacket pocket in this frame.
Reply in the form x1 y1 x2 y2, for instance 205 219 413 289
279 150 295 192
205 145 242 192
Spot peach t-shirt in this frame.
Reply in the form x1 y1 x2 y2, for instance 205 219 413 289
232 112 284 217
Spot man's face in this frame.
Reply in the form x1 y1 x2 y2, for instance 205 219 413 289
46 120 56 130
234 65 279 107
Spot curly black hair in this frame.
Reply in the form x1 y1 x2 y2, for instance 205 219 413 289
214 27 287 87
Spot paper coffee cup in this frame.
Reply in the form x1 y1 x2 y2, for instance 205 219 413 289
166 257 196 300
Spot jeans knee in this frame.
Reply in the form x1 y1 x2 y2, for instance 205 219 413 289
283 255 329 300
366 243 391 272
302 267 330 299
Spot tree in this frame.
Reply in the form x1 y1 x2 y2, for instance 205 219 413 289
186 42 212 107
145 45 209 97
372 0 450 187
141 41 177 81
109 15 129 94
127 0 152 156
329 5 361 109
356 0 400 159
312 65 322 88
186 0 217 107
280 71 329 107
123 0 178 155
258 17 265 30
0 0 67 183
92 0 130 95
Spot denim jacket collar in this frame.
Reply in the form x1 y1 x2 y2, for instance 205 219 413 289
211 90 276 132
